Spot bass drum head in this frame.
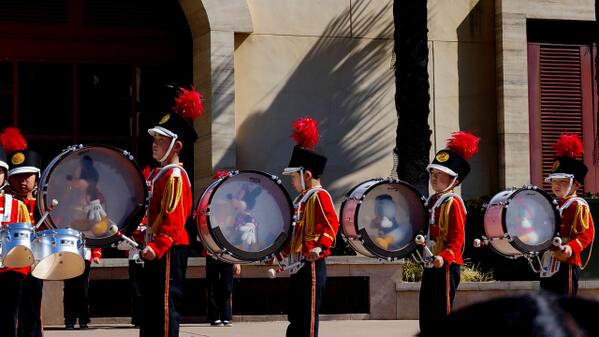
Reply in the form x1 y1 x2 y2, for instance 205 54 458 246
347 179 427 259
504 188 558 253
38 145 148 247
198 170 293 263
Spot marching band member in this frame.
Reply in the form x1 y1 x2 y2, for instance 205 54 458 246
205 170 241 327
63 247 102 329
419 131 479 334
139 86 203 337
0 127 45 337
541 134 594 296
0 143 32 337
280 117 339 337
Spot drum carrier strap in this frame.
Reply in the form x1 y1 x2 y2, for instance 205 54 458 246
559 197 593 270
425 192 466 254
1 194 13 223
146 164 191 236
288 187 333 269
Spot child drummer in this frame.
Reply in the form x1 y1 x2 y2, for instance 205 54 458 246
139 86 203 337
1 127 45 337
419 131 479 334
279 117 339 337
0 133 33 337
541 134 594 296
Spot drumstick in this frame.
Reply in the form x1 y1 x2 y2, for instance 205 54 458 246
267 260 304 279
552 237 567 252
108 225 145 250
35 199 58 229
415 234 434 257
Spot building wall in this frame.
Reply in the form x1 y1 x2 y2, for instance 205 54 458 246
234 0 498 202
186 0 596 201
235 0 396 202
428 0 497 199
495 0 596 189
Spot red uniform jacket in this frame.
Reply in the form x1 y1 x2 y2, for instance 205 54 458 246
427 192 466 265
288 188 339 258
556 196 595 267
0 194 33 276
146 165 191 259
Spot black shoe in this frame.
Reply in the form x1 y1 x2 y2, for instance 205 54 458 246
210 320 223 326
80 324 89 329
65 324 75 330
223 320 233 327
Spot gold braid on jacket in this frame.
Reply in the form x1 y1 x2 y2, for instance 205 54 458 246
150 174 182 234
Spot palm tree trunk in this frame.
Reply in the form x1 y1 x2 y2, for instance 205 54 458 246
393 0 432 195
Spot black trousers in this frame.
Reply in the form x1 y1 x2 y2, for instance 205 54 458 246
419 263 461 334
206 257 233 322
17 273 43 337
129 259 144 326
64 260 92 325
140 245 188 337
286 259 327 337
0 271 23 337
540 263 580 297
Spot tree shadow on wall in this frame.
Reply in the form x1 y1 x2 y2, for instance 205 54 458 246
232 2 395 202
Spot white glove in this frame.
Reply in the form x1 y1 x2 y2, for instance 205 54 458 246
309 246 322 255
239 222 257 246
85 199 107 222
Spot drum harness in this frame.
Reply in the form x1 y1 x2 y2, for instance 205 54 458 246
141 164 190 257
285 186 333 275
415 192 465 268
557 197 593 271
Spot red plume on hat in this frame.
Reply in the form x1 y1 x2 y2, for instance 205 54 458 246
0 127 28 153
553 133 583 158
212 170 229 180
173 86 204 121
291 117 319 150
446 131 480 160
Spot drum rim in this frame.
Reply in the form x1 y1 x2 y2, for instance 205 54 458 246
340 178 428 260
501 186 560 254
196 169 294 262
37 144 148 247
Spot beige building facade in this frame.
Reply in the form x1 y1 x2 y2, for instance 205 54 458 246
179 0 597 202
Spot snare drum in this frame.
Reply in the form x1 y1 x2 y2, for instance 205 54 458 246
340 178 427 260
0 223 35 268
38 144 148 247
483 186 559 257
31 228 85 280
196 170 293 263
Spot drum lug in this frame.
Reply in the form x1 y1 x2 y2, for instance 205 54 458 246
504 234 513 242
270 175 282 185
122 150 134 161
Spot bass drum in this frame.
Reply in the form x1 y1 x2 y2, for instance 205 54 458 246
340 178 427 260
196 170 293 264
483 185 559 257
38 144 148 247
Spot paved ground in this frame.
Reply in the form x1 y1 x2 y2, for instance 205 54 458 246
44 320 420 337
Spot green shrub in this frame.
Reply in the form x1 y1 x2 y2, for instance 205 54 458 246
402 259 494 282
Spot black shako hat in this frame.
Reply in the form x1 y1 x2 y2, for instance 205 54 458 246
0 127 41 176
427 131 480 183
0 147 8 172
9 150 42 176
288 146 328 178
285 117 327 178
148 86 204 143
546 134 587 183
